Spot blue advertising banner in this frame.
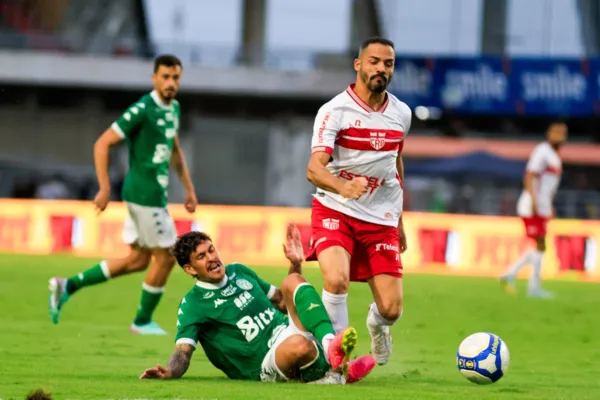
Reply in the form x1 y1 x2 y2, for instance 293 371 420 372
436 57 512 114
391 56 600 117
388 58 440 109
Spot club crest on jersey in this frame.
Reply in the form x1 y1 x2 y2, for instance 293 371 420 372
370 132 386 150
221 285 237 297
322 218 340 230
236 279 253 290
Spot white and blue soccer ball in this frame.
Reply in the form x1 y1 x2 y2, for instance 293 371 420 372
456 332 510 384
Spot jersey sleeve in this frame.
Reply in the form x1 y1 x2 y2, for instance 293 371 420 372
231 263 276 299
175 298 202 348
110 102 147 139
311 105 341 155
526 145 546 174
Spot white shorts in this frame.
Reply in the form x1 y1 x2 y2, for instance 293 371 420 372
122 202 177 249
259 319 320 382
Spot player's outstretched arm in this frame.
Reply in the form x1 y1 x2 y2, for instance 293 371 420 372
139 343 195 380
264 223 306 313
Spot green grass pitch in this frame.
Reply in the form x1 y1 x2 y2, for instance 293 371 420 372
1 253 599 400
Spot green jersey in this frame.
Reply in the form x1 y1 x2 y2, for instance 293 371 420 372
175 263 288 381
111 90 181 207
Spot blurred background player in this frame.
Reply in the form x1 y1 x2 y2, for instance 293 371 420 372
500 122 567 298
306 37 411 365
48 54 198 334
140 224 376 384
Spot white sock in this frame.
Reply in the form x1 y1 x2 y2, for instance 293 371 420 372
367 303 399 329
528 250 544 292
505 250 533 278
322 290 348 333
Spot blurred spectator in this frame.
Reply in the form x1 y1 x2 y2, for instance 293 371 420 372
35 173 72 199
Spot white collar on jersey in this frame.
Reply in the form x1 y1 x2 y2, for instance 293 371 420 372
195 274 228 290
150 90 174 110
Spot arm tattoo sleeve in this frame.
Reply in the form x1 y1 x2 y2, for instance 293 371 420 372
168 344 194 379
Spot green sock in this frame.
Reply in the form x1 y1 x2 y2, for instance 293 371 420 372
133 283 165 326
294 283 335 343
65 261 110 295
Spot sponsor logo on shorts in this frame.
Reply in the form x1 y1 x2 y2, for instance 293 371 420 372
236 279 253 290
322 218 340 230
375 243 399 252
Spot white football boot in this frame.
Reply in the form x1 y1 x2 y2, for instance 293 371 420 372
367 306 392 365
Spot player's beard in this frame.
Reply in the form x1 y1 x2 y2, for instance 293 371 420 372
162 87 177 100
362 71 389 94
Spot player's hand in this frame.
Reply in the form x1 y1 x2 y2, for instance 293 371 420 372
283 223 304 264
340 177 369 199
139 364 172 380
93 188 111 214
184 190 198 213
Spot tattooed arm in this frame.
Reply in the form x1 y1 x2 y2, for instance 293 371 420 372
139 343 195 380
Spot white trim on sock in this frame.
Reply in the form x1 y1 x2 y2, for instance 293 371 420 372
292 282 312 306
99 260 111 279
142 282 165 294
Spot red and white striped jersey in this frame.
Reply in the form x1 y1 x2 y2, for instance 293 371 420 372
311 84 412 227
517 142 562 217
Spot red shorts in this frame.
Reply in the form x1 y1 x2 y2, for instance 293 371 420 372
305 199 403 281
521 215 550 238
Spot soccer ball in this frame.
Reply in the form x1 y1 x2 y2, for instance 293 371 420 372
456 332 510 384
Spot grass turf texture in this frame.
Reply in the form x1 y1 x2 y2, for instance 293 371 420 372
1 253 599 400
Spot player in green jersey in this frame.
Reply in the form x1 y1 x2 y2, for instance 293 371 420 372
139 224 376 384
48 54 197 335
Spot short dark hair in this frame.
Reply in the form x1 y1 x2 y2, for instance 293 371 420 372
171 231 212 267
360 37 395 53
154 54 182 73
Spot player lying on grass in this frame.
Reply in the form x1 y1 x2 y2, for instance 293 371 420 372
140 224 376 384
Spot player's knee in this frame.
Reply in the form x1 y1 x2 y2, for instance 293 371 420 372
377 298 403 322
323 275 349 294
281 273 305 297
288 336 317 363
